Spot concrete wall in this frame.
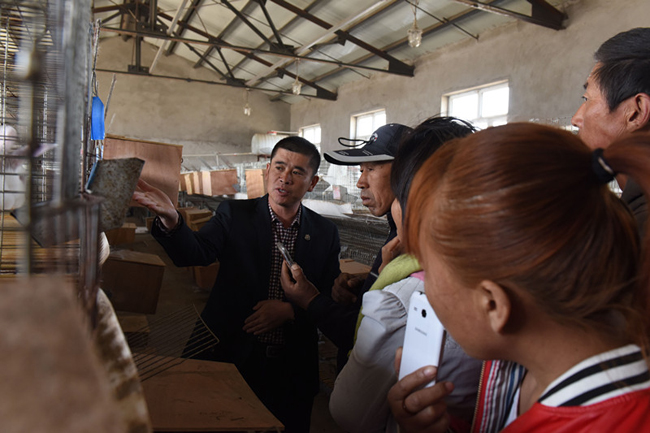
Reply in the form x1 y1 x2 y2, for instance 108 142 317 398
291 0 650 153
95 37 291 155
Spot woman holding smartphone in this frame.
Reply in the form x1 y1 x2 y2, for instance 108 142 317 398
389 124 650 432
284 117 483 433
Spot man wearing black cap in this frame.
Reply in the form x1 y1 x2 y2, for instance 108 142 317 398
324 123 413 301
281 123 413 371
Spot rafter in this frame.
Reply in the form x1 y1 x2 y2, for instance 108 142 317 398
307 3 493 85
95 67 333 100
220 0 289 53
165 0 203 55
449 0 565 30
193 0 257 69
100 26 407 78
227 0 327 81
249 0 413 87
100 25 339 99
155 9 335 97
254 0 288 50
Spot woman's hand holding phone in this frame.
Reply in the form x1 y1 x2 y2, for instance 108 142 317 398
388 347 455 433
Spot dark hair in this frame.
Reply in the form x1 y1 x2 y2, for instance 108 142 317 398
271 136 321 175
405 123 649 352
390 116 476 210
593 27 650 111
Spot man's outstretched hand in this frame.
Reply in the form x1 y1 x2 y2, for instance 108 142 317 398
132 178 179 230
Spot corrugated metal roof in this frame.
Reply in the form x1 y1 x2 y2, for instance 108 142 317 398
92 0 568 103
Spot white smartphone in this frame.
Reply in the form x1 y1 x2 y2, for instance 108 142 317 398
399 290 446 388
276 241 295 267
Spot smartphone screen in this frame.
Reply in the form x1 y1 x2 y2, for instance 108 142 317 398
276 241 295 267
399 291 446 388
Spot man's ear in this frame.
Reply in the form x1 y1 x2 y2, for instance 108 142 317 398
265 163 270 181
308 175 319 192
476 280 511 334
626 93 650 132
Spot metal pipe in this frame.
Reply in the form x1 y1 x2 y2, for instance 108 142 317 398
150 0 189 74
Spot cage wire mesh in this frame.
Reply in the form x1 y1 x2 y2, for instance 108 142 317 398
327 215 389 266
125 304 220 382
0 0 101 317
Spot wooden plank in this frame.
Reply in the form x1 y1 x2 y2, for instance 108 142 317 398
184 173 194 195
191 172 202 195
245 168 267 199
141 358 283 432
103 135 183 208
201 169 238 196
179 174 188 192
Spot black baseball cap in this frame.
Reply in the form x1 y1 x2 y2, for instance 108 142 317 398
324 123 413 166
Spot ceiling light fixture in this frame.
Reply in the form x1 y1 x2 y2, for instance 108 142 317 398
407 0 423 48
243 89 251 116
292 60 302 96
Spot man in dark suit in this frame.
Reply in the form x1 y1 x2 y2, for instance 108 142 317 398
133 136 340 433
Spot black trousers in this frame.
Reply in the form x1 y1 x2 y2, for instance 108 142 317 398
239 343 315 433
183 325 316 433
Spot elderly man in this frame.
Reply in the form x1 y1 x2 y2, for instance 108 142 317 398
281 123 413 371
324 123 413 301
133 136 340 433
571 27 650 233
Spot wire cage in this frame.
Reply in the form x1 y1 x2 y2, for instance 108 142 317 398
0 0 99 316
328 214 390 266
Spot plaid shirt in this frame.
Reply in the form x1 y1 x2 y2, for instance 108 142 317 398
257 202 301 345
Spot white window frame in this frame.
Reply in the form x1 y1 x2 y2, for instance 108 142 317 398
442 81 509 129
299 124 322 151
350 109 387 141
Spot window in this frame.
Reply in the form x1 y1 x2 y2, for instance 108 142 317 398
299 124 321 151
443 81 509 129
351 109 386 140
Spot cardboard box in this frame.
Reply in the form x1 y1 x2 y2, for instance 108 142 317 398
245 168 267 199
340 259 371 279
104 222 136 245
193 262 220 290
102 250 166 314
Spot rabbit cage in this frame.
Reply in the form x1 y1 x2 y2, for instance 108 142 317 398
0 2 150 432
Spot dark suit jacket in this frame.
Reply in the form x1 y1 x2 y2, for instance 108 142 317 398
152 195 340 396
